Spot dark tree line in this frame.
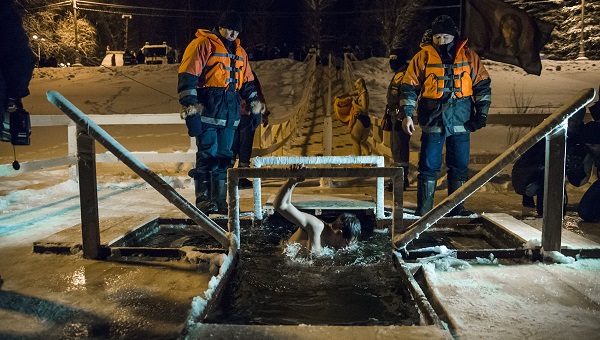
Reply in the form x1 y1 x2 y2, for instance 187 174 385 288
14 0 600 65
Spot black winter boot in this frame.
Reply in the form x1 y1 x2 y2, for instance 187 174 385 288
522 195 535 208
195 179 217 215
448 180 474 217
415 177 436 216
212 179 228 215
536 193 544 216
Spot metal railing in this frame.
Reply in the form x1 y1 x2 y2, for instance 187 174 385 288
393 88 597 252
227 166 404 249
251 155 386 220
47 91 231 259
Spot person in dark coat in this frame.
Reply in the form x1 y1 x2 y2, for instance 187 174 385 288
0 0 36 144
569 97 600 222
511 140 546 215
385 47 412 191
231 70 268 189
135 49 145 65
0 0 37 288
178 10 265 215
399 15 492 216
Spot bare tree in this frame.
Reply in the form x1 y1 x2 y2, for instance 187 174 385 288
377 0 425 54
22 4 98 65
303 0 336 50
245 0 276 50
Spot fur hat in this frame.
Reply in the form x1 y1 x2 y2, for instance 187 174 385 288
432 15 457 36
218 10 242 32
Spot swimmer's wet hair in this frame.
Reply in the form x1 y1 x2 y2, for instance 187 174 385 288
334 213 361 241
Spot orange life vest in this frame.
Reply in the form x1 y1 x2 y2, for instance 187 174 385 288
420 41 474 99
179 29 250 91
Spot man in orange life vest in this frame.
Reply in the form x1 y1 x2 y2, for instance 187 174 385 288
178 10 266 215
399 15 492 216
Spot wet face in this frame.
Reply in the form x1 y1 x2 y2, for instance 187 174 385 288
326 220 357 249
219 27 239 41
433 34 454 46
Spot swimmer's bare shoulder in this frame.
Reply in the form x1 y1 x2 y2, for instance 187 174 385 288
288 227 308 248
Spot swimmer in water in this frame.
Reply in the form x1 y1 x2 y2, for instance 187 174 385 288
273 164 361 252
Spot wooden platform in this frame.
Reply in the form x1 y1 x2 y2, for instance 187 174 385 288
482 213 600 249
33 214 159 253
187 324 452 339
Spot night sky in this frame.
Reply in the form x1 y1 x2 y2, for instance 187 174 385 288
70 0 461 58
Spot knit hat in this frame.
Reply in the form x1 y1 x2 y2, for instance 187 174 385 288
218 10 242 32
431 15 457 36
389 48 410 70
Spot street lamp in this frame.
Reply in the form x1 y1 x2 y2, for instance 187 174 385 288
32 35 46 67
122 14 132 52
577 0 588 60
72 0 82 66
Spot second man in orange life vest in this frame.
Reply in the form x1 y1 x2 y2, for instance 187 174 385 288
178 10 266 215
399 15 492 217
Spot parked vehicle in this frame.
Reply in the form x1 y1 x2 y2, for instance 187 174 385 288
141 42 175 64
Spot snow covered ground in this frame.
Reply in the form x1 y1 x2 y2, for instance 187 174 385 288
1 57 600 338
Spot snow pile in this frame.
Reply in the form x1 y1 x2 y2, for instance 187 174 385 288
184 249 232 331
542 249 576 264
0 179 79 212
180 246 229 276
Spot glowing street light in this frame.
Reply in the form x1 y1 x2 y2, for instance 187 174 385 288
122 14 132 52
32 35 46 67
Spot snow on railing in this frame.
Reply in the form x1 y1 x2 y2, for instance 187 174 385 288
250 155 386 220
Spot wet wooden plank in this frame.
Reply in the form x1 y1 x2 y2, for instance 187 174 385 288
34 215 160 248
482 213 600 248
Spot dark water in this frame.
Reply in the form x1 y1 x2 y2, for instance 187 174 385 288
203 213 420 326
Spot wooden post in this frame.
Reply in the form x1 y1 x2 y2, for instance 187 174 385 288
47 91 230 248
76 125 101 259
542 127 567 251
391 168 404 244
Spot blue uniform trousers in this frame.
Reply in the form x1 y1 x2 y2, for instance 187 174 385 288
418 132 470 181
190 126 236 181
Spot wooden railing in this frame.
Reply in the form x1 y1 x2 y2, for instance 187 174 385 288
0 54 318 178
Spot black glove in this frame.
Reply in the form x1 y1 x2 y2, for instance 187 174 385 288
464 115 487 132
382 106 393 132
249 113 261 131
180 104 204 137
262 110 270 127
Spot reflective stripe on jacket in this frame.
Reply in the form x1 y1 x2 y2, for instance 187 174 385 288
178 29 254 93
399 39 491 136
420 44 473 99
177 29 258 128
